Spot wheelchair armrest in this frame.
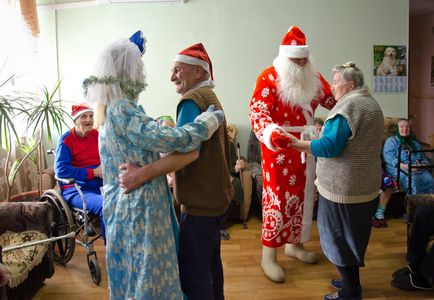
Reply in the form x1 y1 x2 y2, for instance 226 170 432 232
55 177 75 185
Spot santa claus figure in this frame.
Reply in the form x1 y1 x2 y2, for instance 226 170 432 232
249 25 336 283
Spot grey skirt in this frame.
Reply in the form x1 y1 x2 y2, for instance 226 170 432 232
317 194 377 267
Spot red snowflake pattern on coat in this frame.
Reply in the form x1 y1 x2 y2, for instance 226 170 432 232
249 66 335 247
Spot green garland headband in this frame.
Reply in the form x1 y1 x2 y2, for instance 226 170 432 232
82 75 147 100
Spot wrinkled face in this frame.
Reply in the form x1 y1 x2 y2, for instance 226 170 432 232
331 72 354 101
398 120 411 137
289 57 308 67
74 112 94 137
170 62 202 95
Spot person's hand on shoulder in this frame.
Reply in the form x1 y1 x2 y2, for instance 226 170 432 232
194 105 225 138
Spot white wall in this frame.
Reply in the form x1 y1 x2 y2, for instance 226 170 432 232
37 0 409 155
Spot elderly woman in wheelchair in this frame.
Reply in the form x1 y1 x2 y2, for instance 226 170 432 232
39 104 105 284
53 104 105 244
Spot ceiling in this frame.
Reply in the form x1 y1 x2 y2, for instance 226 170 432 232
36 0 434 16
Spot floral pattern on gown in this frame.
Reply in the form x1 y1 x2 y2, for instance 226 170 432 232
99 99 210 300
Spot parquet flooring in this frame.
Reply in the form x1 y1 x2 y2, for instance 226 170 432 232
34 217 434 299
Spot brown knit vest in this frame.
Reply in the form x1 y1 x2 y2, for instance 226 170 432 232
174 87 233 216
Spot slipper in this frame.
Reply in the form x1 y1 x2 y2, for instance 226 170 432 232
391 273 433 291
324 292 361 300
392 265 412 280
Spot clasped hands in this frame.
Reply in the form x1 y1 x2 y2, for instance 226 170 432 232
271 129 297 150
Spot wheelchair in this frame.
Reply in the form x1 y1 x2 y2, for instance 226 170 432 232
39 152 103 285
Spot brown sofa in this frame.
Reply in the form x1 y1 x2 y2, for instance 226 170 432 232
0 202 54 300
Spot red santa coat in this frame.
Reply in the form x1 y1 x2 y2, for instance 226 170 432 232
249 66 335 247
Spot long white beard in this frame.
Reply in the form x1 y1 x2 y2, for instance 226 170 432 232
273 56 319 109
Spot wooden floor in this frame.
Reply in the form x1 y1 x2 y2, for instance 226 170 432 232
34 217 434 300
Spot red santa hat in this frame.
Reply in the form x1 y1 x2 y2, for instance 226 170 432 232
71 104 93 121
278 25 310 58
174 43 213 80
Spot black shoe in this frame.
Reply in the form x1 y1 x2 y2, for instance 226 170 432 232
392 265 412 280
331 278 343 289
220 229 230 240
391 273 433 291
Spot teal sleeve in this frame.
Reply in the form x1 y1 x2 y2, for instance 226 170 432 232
310 115 352 158
177 100 201 126
177 99 202 151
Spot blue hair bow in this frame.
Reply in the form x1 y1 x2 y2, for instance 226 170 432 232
129 30 146 55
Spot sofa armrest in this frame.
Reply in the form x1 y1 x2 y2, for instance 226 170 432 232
0 202 52 237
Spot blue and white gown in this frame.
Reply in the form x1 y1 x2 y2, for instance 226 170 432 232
99 98 210 300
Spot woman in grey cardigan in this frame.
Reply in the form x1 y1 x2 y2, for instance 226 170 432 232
273 62 384 300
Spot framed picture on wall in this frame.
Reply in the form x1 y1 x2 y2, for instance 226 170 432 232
373 45 407 93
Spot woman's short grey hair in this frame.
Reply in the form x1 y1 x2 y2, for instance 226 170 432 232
332 61 364 89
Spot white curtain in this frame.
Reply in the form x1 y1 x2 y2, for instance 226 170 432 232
0 0 38 93
0 0 40 197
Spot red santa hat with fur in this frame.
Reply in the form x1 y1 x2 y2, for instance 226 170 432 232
278 25 310 58
174 43 214 80
71 104 93 121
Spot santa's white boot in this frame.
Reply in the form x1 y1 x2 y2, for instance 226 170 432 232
261 246 285 283
284 243 318 264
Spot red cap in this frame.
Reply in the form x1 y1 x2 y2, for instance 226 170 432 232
71 104 93 121
174 43 213 80
278 25 310 58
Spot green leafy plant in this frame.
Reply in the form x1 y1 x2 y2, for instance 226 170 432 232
1 80 72 201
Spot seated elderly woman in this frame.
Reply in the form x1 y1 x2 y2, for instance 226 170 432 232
383 118 433 195
54 104 105 242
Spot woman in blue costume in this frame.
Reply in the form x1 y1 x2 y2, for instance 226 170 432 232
83 31 224 300
383 118 433 195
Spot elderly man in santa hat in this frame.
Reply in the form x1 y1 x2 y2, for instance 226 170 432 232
249 25 336 283
171 43 232 300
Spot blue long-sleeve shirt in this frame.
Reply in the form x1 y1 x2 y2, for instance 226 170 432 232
310 115 352 158
177 99 202 151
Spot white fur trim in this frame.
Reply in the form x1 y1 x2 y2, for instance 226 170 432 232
279 45 309 58
174 54 210 75
262 124 282 152
72 108 93 121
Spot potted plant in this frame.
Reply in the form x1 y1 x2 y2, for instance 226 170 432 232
1 77 71 202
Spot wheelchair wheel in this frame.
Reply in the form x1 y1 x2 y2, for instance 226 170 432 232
40 189 76 264
87 253 101 285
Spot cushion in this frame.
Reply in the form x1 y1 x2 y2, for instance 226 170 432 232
0 230 48 288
